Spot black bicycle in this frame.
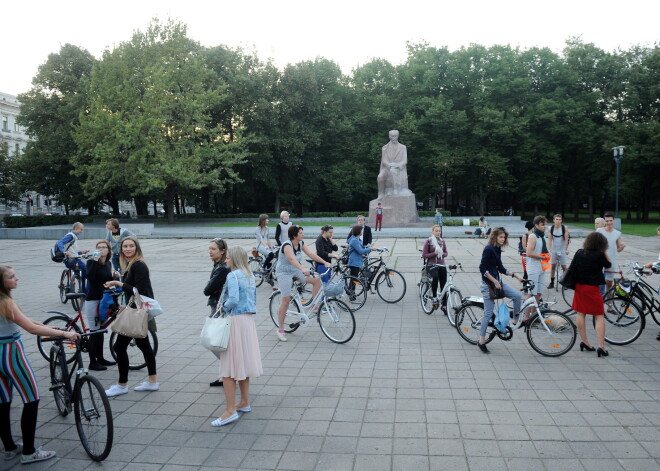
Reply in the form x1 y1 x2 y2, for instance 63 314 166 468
42 330 113 461
337 247 406 303
249 246 279 288
58 254 91 311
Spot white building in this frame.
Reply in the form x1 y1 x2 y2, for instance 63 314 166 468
1 92 33 214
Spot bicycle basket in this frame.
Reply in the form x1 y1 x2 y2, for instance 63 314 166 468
614 280 632 297
323 279 344 298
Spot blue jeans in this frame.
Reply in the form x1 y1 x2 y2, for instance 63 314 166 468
65 258 87 294
479 281 521 337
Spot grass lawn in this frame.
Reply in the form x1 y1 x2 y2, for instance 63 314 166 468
570 222 659 237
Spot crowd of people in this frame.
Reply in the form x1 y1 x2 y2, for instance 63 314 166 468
1 212 658 463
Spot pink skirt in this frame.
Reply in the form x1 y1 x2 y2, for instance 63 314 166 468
218 314 263 381
572 283 604 315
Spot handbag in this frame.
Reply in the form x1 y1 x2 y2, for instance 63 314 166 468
559 250 579 290
140 295 164 319
200 306 231 353
111 288 148 338
494 303 510 333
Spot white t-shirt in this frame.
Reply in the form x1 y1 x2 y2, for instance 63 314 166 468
597 227 621 264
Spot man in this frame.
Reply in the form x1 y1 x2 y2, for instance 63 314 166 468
105 218 135 272
547 214 570 289
347 215 372 248
56 222 89 292
377 130 412 199
434 208 444 227
594 217 605 230
374 202 384 231
597 213 626 292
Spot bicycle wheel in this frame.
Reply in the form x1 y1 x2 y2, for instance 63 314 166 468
49 345 70 417
74 375 113 461
601 297 645 345
445 288 463 327
59 270 69 304
295 280 313 306
38 314 82 363
318 299 356 344
455 303 494 345
561 284 575 308
268 291 300 333
109 330 159 370
70 275 84 311
343 275 367 311
526 309 576 357
375 269 406 303
419 281 434 314
248 257 264 287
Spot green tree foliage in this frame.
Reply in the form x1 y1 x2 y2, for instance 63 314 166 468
0 142 21 203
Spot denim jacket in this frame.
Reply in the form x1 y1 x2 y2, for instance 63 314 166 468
221 269 257 316
347 236 371 268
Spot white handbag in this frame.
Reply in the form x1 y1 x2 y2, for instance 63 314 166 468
200 305 231 353
140 295 164 319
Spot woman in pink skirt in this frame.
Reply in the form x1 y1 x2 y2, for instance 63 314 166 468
211 246 263 427
571 232 611 357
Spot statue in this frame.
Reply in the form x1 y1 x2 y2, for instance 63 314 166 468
377 130 412 199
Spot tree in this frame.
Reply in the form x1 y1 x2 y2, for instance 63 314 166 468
0 142 21 204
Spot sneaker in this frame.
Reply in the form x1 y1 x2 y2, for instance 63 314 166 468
21 447 56 464
105 384 128 397
276 331 287 342
134 381 160 392
547 281 555 289
431 297 439 304
3 443 22 460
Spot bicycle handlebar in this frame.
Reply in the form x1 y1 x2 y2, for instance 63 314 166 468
41 329 108 343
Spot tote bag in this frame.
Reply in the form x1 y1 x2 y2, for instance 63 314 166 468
111 289 149 338
200 306 231 353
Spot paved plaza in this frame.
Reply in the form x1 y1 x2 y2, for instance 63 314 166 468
1 234 659 471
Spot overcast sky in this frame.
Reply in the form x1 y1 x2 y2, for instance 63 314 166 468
2 0 658 96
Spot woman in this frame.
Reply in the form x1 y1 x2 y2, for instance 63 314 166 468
103 237 158 396
477 228 524 353
0 265 79 464
477 216 489 238
315 225 339 283
274 211 291 247
421 224 448 305
571 232 612 356
275 225 331 342
255 214 275 270
347 224 372 279
204 238 230 387
211 246 263 427
84 240 119 371
525 216 551 311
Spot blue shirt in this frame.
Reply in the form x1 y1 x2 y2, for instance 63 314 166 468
347 235 372 268
222 270 256 316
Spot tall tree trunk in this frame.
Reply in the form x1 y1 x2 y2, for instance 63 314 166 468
167 185 176 224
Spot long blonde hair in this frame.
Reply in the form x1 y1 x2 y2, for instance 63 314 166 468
0 265 17 320
119 236 145 273
227 246 252 279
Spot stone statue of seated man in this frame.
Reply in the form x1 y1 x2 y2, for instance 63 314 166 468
377 130 412 199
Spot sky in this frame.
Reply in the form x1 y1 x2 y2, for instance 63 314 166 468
2 0 658 96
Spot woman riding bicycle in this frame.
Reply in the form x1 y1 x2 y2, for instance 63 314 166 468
255 214 275 270
477 227 524 353
275 225 331 342
421 224 448 306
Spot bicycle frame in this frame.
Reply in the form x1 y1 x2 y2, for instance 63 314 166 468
284 280 328 327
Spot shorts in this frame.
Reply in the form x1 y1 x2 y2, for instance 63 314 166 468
83 300 101 330
277 270 305 297
551 251 567 266
526 269 545 295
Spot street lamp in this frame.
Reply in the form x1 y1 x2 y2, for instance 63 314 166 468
611 145 625 223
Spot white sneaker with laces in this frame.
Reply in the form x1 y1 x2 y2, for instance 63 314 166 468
105 384 128 397
276 331 287 342
134 381 160 392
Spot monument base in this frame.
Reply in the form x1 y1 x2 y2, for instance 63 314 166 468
369 194 420 228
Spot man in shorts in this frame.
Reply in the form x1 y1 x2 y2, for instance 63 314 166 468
547 214 570 289
597 213 626 292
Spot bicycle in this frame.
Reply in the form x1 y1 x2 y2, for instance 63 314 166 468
37 289 159 369
418 262 463 326
42 330 113 461
248 246 279 288
337 247 406 304
550 250 564 293
455 280 577 357
58 254 91 311
268 274 356 343
598 262 659 345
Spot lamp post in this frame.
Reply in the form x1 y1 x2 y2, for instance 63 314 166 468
612 146 625 225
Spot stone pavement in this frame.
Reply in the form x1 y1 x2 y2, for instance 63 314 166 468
1 235 659 471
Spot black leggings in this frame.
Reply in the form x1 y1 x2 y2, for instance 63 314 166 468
428 266 447 297
113 334 156 383
0 400 39 455
263 252 275 269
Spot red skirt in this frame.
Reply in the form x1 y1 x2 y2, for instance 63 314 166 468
572 283 604 315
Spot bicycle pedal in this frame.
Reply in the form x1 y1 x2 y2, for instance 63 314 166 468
49 383 65 392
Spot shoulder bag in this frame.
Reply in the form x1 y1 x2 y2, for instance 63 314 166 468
111 288 149 338
200 272 237 353
559 249 580 291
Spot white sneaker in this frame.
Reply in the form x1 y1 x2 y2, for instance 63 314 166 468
134 381 160 392
276 331 287 342
105 384 128 397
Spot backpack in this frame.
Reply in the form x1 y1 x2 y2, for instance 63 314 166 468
518 236 525 255
494 303 510 333
50 232 76 263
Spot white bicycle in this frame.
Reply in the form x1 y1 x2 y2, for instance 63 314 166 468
268 277 356 344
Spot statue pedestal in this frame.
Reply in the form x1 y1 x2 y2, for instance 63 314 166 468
369 194 420 228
